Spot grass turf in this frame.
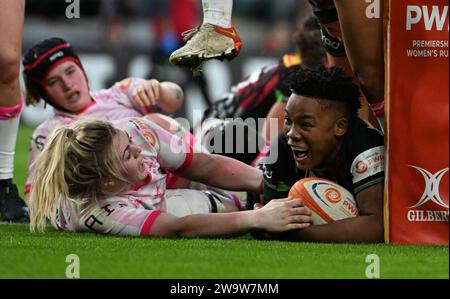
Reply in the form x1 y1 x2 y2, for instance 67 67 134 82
1 125 448 279
0 224 448 279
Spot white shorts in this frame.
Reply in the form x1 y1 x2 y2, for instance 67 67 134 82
163 188 243 218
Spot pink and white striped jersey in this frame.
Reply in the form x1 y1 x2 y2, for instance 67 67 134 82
51 117 193 236
26 78 155 194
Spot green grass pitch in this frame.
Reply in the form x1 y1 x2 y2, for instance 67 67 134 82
0 125 448 279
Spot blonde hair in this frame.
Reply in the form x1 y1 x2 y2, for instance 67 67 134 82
29 119 129 233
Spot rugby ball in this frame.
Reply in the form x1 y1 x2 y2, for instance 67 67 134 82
288 178 358 225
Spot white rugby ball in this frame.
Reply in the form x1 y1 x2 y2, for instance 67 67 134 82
288 178 359 225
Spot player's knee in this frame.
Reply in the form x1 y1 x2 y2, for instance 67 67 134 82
0 49 21 85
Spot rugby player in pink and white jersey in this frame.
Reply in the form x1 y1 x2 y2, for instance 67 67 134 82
22 37 188 200
28 116 313 237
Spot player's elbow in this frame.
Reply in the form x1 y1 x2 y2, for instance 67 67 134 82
160 83 184 114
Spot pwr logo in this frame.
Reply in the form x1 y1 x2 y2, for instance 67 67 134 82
355 161 368 174
406 5 449 31
324 188 341 204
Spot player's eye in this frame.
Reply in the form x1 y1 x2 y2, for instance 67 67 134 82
47 79 58 86
284 117 292 126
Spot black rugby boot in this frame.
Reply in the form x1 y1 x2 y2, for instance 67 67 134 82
0 179 29 222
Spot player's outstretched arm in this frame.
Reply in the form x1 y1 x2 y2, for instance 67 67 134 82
149 198 312 238
178 153 263 194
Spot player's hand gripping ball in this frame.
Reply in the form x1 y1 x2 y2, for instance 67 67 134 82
288 178 358 225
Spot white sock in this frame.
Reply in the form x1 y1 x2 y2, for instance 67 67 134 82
202 0 233 28
0 96 22 180
0 116 20 180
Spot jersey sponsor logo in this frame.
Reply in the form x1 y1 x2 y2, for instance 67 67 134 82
351 146 385 184
407 166 448 223
130 118 157 147
355 161 369 174
143 131 157 147
130 117 148 129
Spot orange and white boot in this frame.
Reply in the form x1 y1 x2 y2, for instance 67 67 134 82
169 23 242 69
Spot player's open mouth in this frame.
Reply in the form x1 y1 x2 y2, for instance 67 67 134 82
292 148 309 161
67 91 80 102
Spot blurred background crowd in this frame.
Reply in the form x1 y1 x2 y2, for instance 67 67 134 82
22 0 311 126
